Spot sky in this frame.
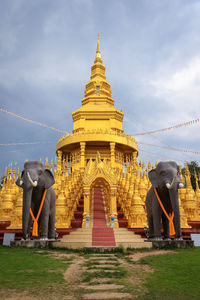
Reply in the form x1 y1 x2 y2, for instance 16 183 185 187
0 0 200 177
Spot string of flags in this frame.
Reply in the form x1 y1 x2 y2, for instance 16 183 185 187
138 142 200 155
0 141 56 146
133 118 199 136
0 107 199 156
1 107 199 137
0 108 67 134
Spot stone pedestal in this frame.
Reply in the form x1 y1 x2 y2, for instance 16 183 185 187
151 239 194 249
10 239 58 248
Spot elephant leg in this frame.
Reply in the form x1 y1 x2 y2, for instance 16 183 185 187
152 201 162 239
39 203 49 239
27 215 32 239
169 189 181 239
153 215 162 238
48 214 55 239
162 214 169 239
148 216 154 239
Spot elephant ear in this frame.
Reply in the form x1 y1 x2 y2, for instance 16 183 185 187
16 177 22 188
148 169 158 188
16 171 24 188
44 169 55 189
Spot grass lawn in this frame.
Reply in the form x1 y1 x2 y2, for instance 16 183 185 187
139 248 200 300
0 246 70 289
0 245 200 299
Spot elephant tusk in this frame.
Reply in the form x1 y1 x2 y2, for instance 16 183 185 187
166 183 171 189
20 180 23 186
179 183 184 188
27 172 37 187
166 175 177 190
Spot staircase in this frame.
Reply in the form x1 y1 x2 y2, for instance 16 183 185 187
117 201 128 228
71 195 84 228
53 187 152 249
92 187 116 246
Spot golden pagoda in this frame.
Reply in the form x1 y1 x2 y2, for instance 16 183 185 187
56 36 138 227
57 36 137 167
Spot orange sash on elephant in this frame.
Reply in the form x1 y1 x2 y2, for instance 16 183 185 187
154 188 175 236
29 189 47 237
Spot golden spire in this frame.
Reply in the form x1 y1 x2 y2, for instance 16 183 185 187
82 34 112 101
95 33 101 61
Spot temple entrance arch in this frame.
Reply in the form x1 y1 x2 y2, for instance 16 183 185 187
82 153 118 228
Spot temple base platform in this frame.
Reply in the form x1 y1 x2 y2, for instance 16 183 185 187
151 239 194 249
51 227 152 249
10 239 58 248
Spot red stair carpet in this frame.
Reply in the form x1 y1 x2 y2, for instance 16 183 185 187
92 187 116 246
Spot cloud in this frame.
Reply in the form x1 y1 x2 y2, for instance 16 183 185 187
151 56 200 113
1 0 200 176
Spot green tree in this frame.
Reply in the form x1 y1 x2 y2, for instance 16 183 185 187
181 161 200 191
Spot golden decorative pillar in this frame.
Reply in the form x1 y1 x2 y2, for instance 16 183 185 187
110 142 115 168
57 150 62 176
82 188 90 228
138 172 147 209
53 169 59 196
104 187 110 217
127 176 134 226
80 142 86 174
118 170 126 210
120 175 126 211
110 188 118 228
123 173 130 218
64 176 72 227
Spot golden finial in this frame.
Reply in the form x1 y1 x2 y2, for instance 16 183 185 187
7 164 10 175
4 167 7 177
13 163 17 176
95 33 101 60
148 158 151 171
50 159 53 172
45 157 49 169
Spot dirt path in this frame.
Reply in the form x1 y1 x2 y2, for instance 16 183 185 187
0 249 176 300
62 249 175 299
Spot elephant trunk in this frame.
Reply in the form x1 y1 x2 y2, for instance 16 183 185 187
22 189 32 240
169 188 181 238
